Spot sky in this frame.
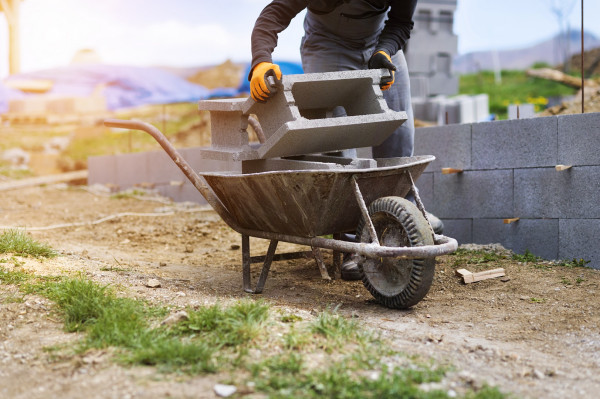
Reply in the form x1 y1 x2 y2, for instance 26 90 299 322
0 0 598 78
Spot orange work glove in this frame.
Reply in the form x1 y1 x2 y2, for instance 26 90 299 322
368 51 396 90
250 62 282 103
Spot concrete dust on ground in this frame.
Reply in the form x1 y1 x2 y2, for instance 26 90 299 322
1 185 599 398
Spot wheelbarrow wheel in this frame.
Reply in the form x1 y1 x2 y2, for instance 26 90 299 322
356 196 435 309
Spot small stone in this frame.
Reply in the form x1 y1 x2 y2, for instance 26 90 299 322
159 262 167 267
230 244 240 250
533 369 545 379
184 246 194 253
120 239 130 245
214 384 237 397
145 279 161 288
81 249 89 257
176 291 186 297
500 277 510 282
161 310 189 326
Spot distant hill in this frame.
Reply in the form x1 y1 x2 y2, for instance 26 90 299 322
454 31 600 74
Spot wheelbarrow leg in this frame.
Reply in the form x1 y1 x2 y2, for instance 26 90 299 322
331 233 343 280
242 234 278 294
311 247 331 281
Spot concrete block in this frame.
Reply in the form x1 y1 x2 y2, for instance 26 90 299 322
155 183 207 204
559 219 600 269
415 171 433 209
441 219 472 245
473 94 490 122
410 76 430 98
433 170 513 219
88 154 117 186
412 98 427 120
507 104 535 120
428 75 459 96
455 95 475 124
356 147 373 159
414 123 471 172
115 152 148 189
407 53 432 73
514 166 600 219
247 70 406 158
558 112 600 166
179 147 243 174
472 116 558 169
146 150 186 184
473 218 559 261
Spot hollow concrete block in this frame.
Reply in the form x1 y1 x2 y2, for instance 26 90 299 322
559 219 600 269
415 171 433 209
146 150 186 184
155 183 207 205
433 170 513 219
473 218 559 261
472 116 558 169
558 112 600 166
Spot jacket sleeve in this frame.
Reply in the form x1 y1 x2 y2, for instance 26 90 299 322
250 0 308 79
375 0 418 56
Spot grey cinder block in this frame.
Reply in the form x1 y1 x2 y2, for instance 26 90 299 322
115 152 148 189
473 218 559 261
155 183 207 204
415 172 433 209
146 150 186 184
559 219 600 269
88 154 117 186
441 219 472 245
472 116 558 169
514 166 600 219
414 123 471 172
433 170 513 219
558 112 600 166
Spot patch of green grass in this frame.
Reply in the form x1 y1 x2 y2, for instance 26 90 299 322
310 307 360 345
174 300 270 347
0 265 31 285
0 229 57 258
451 249 505 267
459 69 576 119
530 297 546 303
110 189 148 200
557 258 591 268
0 162 34 180
512 249 542 264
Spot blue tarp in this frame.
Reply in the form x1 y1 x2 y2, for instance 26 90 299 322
0 61 304 112
3 64 211 111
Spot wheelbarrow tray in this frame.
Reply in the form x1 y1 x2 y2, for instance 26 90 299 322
202 155 434 237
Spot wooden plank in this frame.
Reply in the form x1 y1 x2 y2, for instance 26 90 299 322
442 167 463 175
0 170 88 191
455 267 506 284
471 268 506 283
503 217 520 224
555 164 572 171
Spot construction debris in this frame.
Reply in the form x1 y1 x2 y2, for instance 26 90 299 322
455 268 506 284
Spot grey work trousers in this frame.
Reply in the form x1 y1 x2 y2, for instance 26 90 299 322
299 6 415 158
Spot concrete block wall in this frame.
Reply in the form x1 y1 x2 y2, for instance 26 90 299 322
414 112 600 268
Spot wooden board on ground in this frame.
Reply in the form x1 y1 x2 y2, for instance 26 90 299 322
456 268 506 284
0 170 88 192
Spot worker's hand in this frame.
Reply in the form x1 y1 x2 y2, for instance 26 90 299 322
368 51 396 90
250 62 282 103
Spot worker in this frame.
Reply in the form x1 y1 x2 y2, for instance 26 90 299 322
249 0 443 280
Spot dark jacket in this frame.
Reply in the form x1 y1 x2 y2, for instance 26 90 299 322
250 0 417 73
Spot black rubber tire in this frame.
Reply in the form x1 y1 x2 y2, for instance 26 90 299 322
356 196 435 309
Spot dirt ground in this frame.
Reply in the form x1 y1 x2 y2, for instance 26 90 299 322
0 184 599 398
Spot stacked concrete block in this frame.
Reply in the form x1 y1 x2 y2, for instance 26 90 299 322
508 104 535 120
414 111 600 268
406 0 458 97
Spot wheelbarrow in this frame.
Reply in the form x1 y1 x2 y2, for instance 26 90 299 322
104 70 457 309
